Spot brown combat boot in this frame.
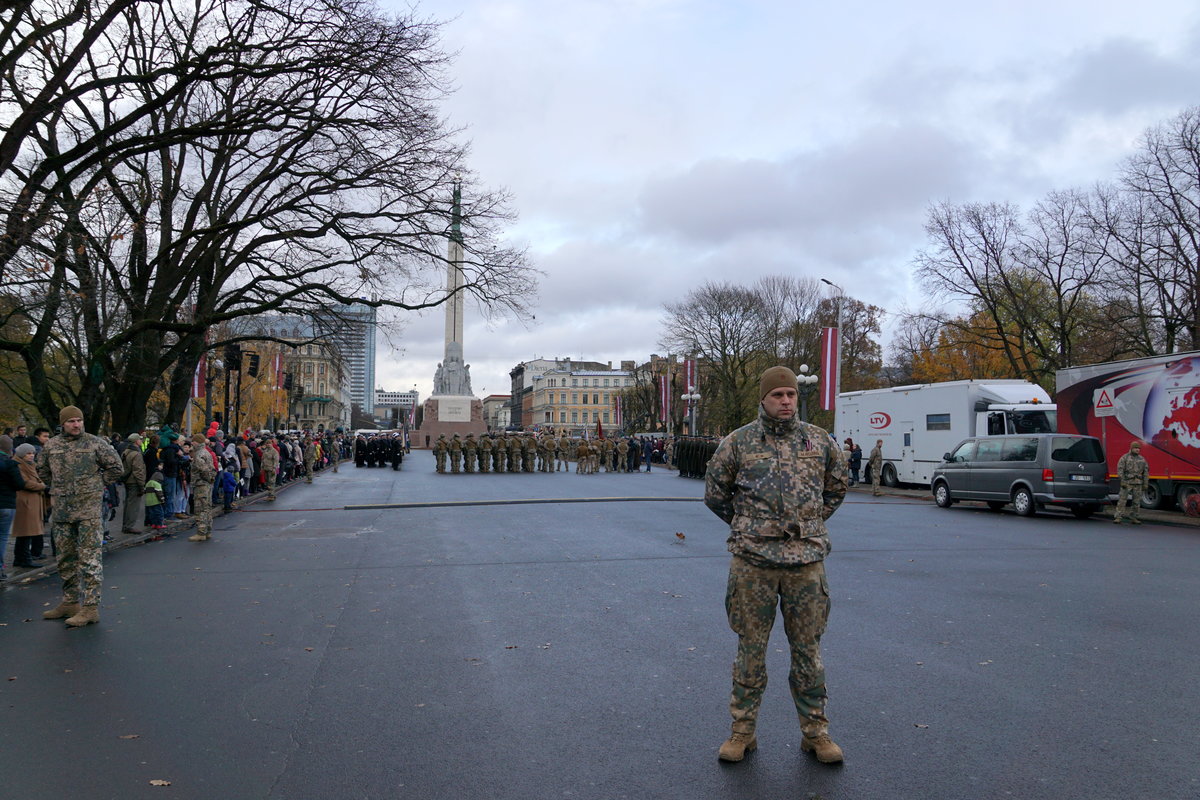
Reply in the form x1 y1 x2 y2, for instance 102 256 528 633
717 730 757 762
188 532 207 542
801 733 844 763
65 605 100 627
43 601 80 620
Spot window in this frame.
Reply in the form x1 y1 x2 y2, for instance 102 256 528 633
582 411 589 423
604 378 609 387
559 412 566 423
1051 437 1104 463
571 411 578 423
305 362 313 374
571 393 578 404
603 393 609 404
545 412 551 422
1002 437 1039 462
975 439 1003 462
572 378 578 387
949 441 975 462
592 393 599 404
319 364 325 375
582 394 588 405
319 382 325 394
560 393 566 404
926 413 951 431
603 411 610 423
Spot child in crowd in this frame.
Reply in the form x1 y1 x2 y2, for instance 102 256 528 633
220 466 239 512
145 471 166 529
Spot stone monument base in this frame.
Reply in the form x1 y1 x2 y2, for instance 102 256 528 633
418 395 486 448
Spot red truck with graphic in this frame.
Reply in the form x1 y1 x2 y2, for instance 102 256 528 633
1055 352 1200 513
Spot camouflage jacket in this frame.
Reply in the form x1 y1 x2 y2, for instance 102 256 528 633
705 410 847 568
192 445 218 486
450 437 462 453
36 431 123 521
1116 452 1149 486
260 443 280 471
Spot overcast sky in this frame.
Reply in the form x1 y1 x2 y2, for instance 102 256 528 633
372 0 1200 402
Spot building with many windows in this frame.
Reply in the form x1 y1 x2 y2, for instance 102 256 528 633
508 357 612 428
313 301 377 413
529 368 633 432
482 394 511 431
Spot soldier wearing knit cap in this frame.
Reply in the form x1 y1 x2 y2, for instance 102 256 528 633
705 366 848 766
36 405 122 627
187 433 218 542
120 433 147 533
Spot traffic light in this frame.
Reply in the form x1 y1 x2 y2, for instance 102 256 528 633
282 372 293 390
247 353 260 377
224 343 242 371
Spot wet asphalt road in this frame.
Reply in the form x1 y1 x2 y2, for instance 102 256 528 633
1 452 1198 800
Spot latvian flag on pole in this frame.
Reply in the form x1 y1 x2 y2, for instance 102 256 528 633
274 352 283 389
658 374 671 422
192 356 206 399
614 395 622 427
820 327 838 410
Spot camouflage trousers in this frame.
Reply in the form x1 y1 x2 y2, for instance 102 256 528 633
266 471 277 499
435 451 446 473
305 459 316 482
53 516 104 606
193 481 213 536
1115 483 1144 521
725 555 830 737
450 452 461 473
871 467 881 496
478 452 490 473
493 450 504 472
465 451 476 472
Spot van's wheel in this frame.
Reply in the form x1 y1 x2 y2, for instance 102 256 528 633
882 463 899 488
1012 487 1036 517
1139 482 1165 510
1071 505 1097 520
986 501 1006 511
933 482 953 508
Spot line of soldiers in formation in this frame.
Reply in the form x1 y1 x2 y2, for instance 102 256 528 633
434 432 648 474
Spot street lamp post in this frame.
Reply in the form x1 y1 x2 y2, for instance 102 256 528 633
797 364 818 422
681 385 701 435
820 278 844 403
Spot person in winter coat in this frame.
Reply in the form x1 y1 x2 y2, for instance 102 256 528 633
12 443 48 567
0 439 29 576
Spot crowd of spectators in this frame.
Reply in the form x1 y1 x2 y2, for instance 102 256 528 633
0 423 349 579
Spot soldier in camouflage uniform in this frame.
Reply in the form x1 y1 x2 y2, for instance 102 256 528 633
120 433 147 533
616 438 629 472
478 434 492 473
303 436 317 483
520 434 533 472
493 434 506 473
506 434 520 473
704 367 848 765
434 434 448 473
37 406 124 628
463 433 477 473
1113 440 1150 525
259 433 280 500
556 434 570 472
188 434 218 542
449 434 462 473
868 439 883 496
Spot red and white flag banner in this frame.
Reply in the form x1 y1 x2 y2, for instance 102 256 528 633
192 356 206 399
274 352 283 389
820 327 838 410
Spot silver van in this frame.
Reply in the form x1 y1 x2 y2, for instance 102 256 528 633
931 434 1109 519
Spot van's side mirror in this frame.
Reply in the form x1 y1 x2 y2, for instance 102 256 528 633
943 452 953 462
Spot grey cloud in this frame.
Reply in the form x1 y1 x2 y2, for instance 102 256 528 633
1049 36 1200 115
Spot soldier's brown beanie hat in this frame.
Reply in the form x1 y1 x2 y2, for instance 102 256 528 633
759 366 798 400
192 433 208 445
59 405 84 424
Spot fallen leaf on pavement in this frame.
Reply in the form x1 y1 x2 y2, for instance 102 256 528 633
119 734 140 740
150 779 171 786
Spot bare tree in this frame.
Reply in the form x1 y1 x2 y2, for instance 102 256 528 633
0 0 534 432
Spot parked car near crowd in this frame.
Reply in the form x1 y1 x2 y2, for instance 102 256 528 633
931 433 1109 518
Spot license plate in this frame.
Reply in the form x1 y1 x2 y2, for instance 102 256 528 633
1070 474 1090 482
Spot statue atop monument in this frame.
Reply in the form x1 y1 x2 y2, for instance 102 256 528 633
432 182 474 398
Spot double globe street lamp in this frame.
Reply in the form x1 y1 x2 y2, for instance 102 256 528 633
681 385 701 435
797 364 818 422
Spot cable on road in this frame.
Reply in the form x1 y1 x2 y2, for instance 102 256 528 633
238 496 706 513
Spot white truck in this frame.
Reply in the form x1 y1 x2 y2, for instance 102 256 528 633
835 379 1056 487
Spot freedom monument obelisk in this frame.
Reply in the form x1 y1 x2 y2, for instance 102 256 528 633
420 183 486 446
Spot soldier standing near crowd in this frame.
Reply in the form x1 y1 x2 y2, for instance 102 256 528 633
38 406 123 628
1113 440 1150 524
301 436 316 482
493 434 506 473
120 433 147 534
464 433 477 473
449 434 462 473
188 434 218 542
868 439 883 496
616 438 629 472
261 433 280 499
434 434 447 473
704 367 848 765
